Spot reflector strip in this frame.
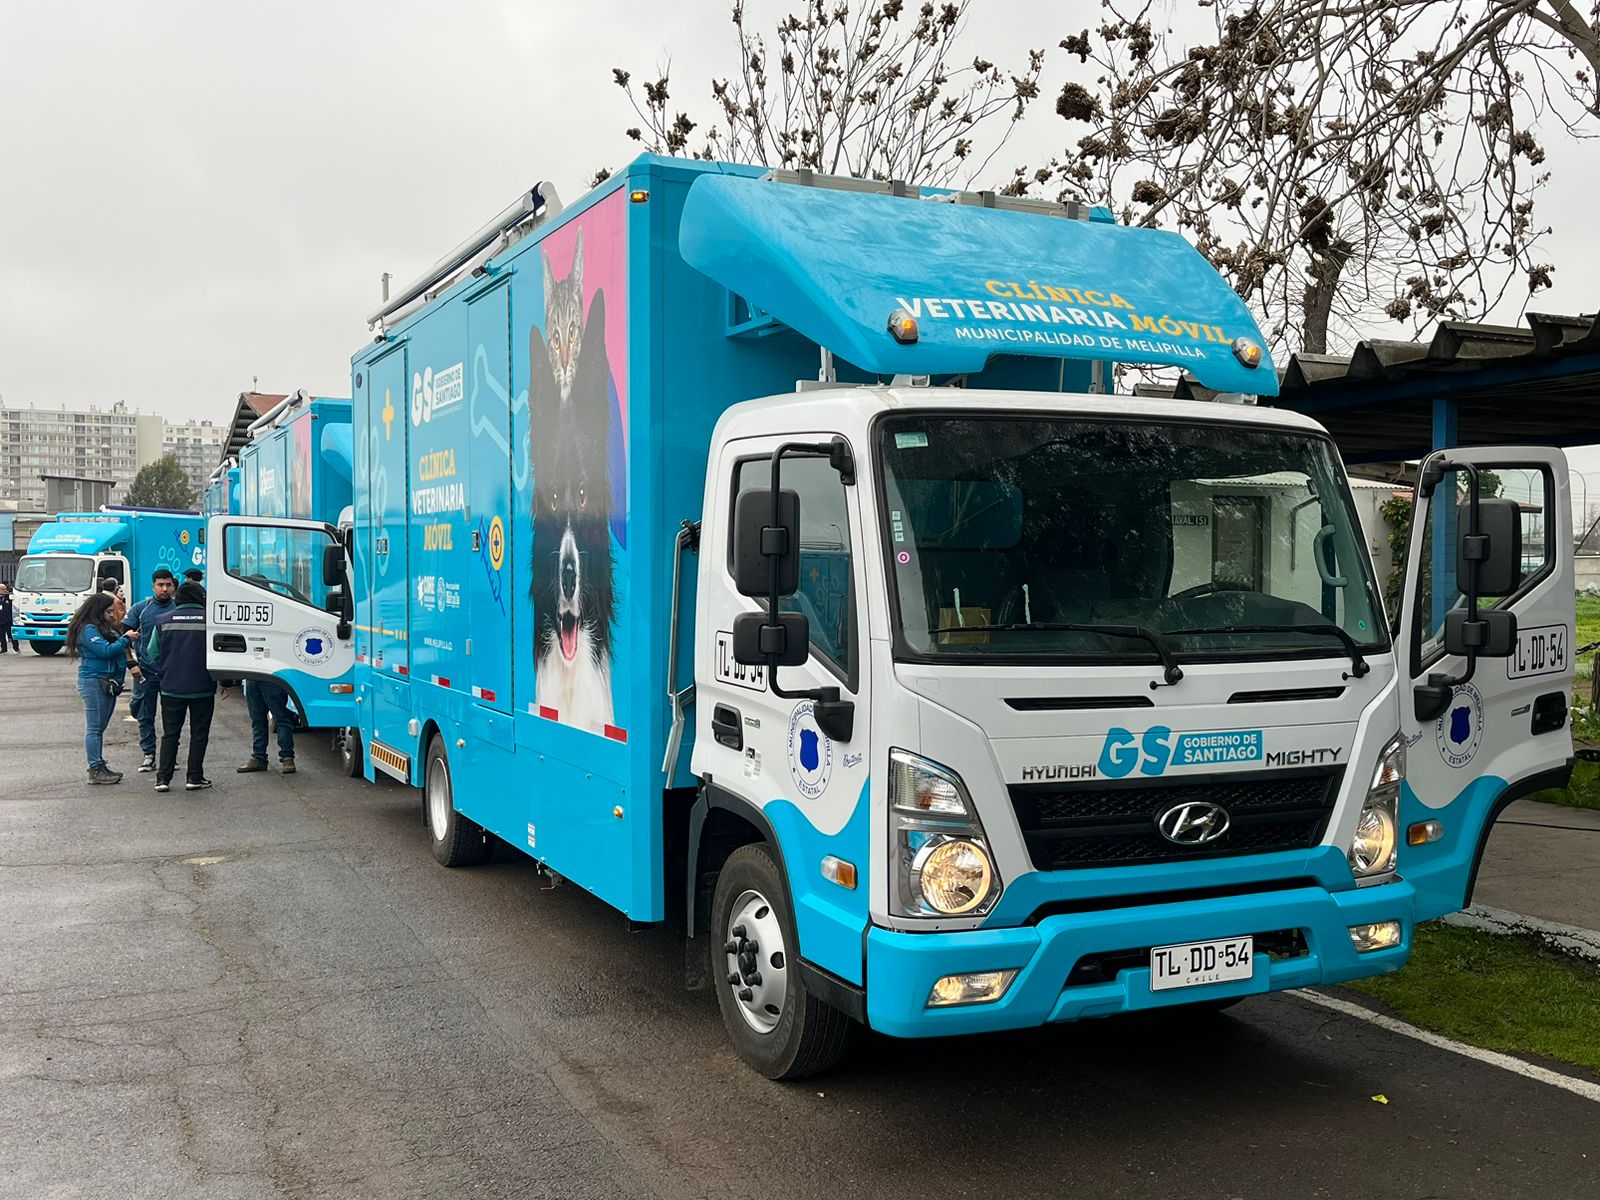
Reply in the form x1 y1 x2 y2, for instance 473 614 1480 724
396 665 409 676
538 705 560 721
604 724 628 743
472 687 497 702
430 675 451 688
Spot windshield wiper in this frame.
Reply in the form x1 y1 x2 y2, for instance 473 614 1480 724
1168 623 1371 678
927 622 1185 686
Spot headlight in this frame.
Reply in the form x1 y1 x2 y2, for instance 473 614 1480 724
889 750 1003 919
911 837 994 915
1349 734 1402 879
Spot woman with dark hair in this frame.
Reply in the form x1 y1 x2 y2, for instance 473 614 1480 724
66 591 138 784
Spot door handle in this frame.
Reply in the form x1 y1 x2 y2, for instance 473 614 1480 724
712 704 743 751
1532 691 1568 735
213 633 247 653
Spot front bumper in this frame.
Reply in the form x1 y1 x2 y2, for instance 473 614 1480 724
16 623 67 641
864 878 1413 1037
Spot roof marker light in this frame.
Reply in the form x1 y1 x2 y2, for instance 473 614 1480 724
888 309 920 344
629 190 650 204
1232 336 1264 368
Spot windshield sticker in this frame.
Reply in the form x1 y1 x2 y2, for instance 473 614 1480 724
894 432 928 449
1436 683 1484 769
1099 727 1263 778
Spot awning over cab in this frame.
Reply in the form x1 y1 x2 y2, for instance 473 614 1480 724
679 173 1277 397
27 520 125 555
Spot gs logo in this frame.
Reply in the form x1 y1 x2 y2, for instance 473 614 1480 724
1099 726 1177 779
411 368 434 425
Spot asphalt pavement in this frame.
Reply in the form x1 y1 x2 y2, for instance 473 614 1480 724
3 648 1599 1200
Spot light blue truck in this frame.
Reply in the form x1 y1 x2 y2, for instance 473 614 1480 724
13 508 207 653
208 156 1576 1077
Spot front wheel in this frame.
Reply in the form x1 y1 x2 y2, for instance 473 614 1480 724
710 844 854 1080
30 641 61 656
424 737 490 867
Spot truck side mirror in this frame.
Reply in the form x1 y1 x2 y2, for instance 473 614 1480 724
322 543 348 590
731 610 809 667
1456 497 1522 597
732 487 800 598
1442 606 1517 658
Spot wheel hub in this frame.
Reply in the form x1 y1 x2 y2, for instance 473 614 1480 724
724 889 787 1034
426 757 449 841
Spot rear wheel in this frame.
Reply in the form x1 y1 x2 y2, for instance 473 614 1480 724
710 844 854 1079
424 737 490 867
30 641 61 656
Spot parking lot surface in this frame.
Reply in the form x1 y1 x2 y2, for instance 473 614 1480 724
3 652 1598 1199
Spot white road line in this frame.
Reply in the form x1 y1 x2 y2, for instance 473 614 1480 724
1292 989 1600 1104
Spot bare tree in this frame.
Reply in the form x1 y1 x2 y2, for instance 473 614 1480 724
609 1 1044 187
1017 1 1600 354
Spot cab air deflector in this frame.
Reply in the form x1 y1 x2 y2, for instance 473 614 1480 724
678 173 1278 396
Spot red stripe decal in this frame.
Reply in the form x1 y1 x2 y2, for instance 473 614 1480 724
604 724 628 743
479 689 496 702
538 705 559 721
438 677 450 688
396 665 408 676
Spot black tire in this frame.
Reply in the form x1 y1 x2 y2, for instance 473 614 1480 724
424 737 490 867
710 843 854 1080
30 641 61 656
336 726 363 778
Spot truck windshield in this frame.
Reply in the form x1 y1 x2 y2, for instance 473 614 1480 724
877 414 1389 665
14 556 96 594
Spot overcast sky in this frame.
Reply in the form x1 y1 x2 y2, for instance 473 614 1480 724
3 1 1597 477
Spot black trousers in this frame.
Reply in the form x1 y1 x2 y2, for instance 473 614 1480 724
158 694 215 784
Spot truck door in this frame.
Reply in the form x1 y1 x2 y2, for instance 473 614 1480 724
1396 448 1575 920
205 515 356 730
692 434 873 984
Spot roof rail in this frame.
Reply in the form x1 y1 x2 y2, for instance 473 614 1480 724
760 166 1088 220
368 181 563 330
761 167 921 197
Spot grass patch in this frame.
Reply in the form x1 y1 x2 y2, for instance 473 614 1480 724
1529 757 1600 812
1345 922 1600 1075
1576 594 1600 684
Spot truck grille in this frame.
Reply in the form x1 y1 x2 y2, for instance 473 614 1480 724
1008 769 1343 871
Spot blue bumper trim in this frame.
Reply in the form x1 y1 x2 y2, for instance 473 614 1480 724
864 879 1413 1037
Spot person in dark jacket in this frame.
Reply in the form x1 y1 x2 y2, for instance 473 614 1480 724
123 568 177 771
66 591 137 784
0 582 15 654
147 581 227 792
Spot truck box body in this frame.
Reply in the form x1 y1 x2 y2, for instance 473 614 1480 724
208 156 1575 1072
236 393 353 528
14 509 206 648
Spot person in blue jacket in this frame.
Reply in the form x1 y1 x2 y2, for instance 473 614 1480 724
146 581 225 793
65 590 137 784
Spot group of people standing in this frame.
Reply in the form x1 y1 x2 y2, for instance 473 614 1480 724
62 567 297 789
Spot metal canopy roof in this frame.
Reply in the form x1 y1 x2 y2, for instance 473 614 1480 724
1145 311 1600 464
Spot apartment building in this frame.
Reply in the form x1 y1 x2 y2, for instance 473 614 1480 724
0 399 164 509
162 418 229 499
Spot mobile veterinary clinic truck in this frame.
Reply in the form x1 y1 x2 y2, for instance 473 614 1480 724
207 157 1576 1078
14 508 206 653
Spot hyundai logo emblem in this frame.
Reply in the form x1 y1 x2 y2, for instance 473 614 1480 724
1157 801 1231 846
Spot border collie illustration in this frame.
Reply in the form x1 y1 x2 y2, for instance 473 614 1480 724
529 231 616 732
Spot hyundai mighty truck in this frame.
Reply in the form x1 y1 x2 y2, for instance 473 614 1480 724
14 508 206 653
207 157 1575 1078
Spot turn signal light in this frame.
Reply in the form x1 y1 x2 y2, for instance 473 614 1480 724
328 683 354 694
1407 820 1444 846
821 856 857 890
1231 336 1264 368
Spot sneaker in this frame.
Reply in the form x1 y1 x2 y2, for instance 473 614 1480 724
87 763 122 785
279 759 296 775
138 755 156 773
123 714 138 723
185 778 213 791
237 758 268 773
154 780 171 792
